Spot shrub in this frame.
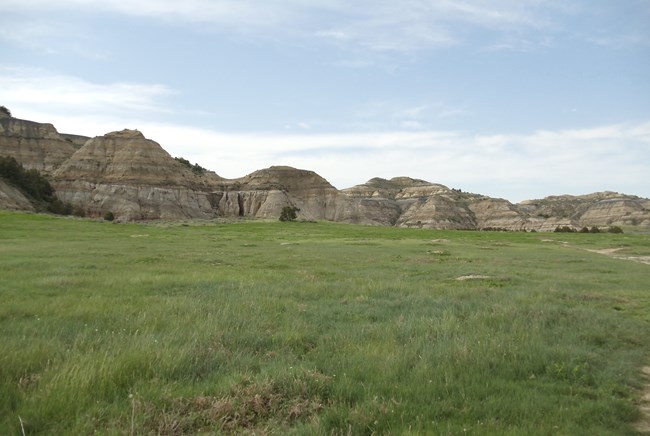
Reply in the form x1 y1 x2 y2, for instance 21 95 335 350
174 157 206 174
589 226 601 234
0 156 54 204
72 206 86 217
579 227 590 233
0 105 11 117
607 226 623 234
47 199 73 215
104 211 115 221
554 226 576 233
279 206 300 222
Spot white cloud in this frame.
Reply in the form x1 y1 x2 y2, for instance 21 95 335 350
2 67 648 202
0 19 110 59
0 0 571 52
0 67 175 117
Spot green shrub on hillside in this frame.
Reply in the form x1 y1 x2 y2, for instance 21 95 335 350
0 155 75 215
279 206 300 222
0 156 54 203
174 156 206 174
554 226 577 233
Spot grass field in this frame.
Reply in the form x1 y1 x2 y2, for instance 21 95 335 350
1 211 649 435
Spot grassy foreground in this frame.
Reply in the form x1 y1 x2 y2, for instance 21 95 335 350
1 212 649 435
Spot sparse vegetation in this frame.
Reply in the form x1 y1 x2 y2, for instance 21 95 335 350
279 206 300 221
0 213 649 434
174 156 206 174
0 156 54 204
0 105 11 117
554 225 577 233
0 155 76 215
608 226 624 234
104 211 115 221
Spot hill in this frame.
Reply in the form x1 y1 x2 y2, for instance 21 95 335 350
1 114 648 230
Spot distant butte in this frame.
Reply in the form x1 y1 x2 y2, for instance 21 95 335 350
1 115 649 230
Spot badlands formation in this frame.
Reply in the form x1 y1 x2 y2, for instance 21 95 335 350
1 113 649 230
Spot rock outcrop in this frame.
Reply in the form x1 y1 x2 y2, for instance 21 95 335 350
52 129 224 221
1 114 648 230
0 116 77 174
60 133 91 148
520 192 650 229
345 177 531 230
211 167 399 225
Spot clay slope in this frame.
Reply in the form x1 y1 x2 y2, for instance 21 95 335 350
519 193 650 228
48 130 395 224
0 178 34 211
212 166 399 225
0 115 77 174
345 177 531 230
1 114 648 229
52 129 224 221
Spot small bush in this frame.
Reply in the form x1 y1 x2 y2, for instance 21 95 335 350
279 206 300 222
175 157 206 174
104 211 115 221
72 206 86 217
0 105 11 117
554 226 577 233
579 227 590 233
607 226 623 234
47 199 73 215
589 226 601 234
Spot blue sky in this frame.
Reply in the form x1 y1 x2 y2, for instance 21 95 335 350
1 0 649 202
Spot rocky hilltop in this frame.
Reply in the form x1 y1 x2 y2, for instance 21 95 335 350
1 114 648 230
0 113 77 174
52 129 225 220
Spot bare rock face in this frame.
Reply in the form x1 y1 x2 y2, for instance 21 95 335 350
211 166 399 225
52 129 223 221
60 133 91 148
0 117 77 174
0 179 34 211
579 198 650 227
345 177 533 230
469 198 530 230
519 192 650 229
2 115 649 230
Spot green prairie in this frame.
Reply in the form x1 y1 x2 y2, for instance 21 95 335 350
1 211 649 435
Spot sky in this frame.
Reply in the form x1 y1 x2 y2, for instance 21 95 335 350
1 0 649 202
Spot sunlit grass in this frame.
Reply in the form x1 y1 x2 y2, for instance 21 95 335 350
0 211 649 434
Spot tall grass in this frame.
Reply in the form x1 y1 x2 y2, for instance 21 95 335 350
0 212 649 434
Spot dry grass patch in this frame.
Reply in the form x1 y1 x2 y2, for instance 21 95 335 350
135 375 326 434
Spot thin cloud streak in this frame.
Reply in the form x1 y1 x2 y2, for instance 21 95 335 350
0 67 175 115
0 0 581 52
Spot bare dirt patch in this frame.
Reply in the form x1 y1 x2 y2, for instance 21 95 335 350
455 275 492 281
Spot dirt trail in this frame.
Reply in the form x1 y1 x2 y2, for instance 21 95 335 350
582 247 650 265
541 239 650 265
